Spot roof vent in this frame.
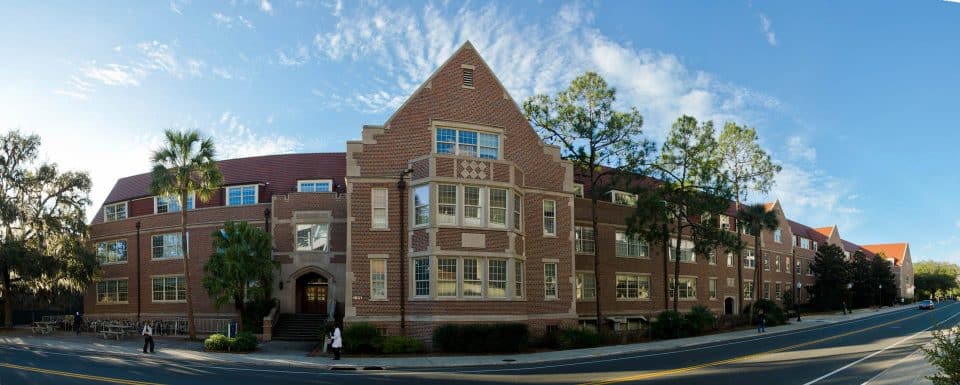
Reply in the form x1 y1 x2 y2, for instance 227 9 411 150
462 68 474 88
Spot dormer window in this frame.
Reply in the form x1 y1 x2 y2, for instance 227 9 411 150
800 238 810 249
435 127 499 159
608 190 637 206
298 179 332 193
226 184 258 206
104 202 128 222
155 194 194 214
720 215 730 231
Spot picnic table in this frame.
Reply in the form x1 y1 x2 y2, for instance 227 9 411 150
31 321 55 335
100 324 136 340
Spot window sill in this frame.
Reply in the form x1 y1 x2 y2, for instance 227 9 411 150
95 302 129 305
99 262 128 266
370 227 392 232
615 298 651 302
543 234 557 238
576 252 596 256
616 255 650 259
368 298 389 302
152 300 187 303
151 257 185 261
576 298 597 302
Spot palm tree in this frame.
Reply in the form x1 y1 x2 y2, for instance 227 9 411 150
738 203 779 317
203 221 276 333
150 130 223 340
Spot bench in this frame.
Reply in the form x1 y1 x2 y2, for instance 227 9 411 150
31 325 52 335
100 330 124 340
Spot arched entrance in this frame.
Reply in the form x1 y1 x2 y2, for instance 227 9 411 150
297 272 328 315
724 297 735 315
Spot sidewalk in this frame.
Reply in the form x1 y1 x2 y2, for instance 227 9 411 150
0 305 924 371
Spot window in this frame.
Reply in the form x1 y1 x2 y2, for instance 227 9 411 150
775 255 782 272
463 186 482 226
489 189 507 228
616 274 650 300
806 262 814 276
800 238 810 249
707 251 717 265
298 179 332 192
744 249 756 268
813 241 818 250
96 240 127 264
437 258 458 297
488 259 507 298
774 229 782 243
152 275 186 302
542 200 556 236
775 282 782 300
844 251 851 259
155 194 194 214
296 223 329 251
764 255 770 271
669 239 695 262
763 282 771 299
709 278 718 299
576 273 596 300
414 257 430 297
462 258 482 297
616 232 649 258
544 263 558 298
96 279 128 303
720 215 730 231
515 261 524 298
744 281 755 299
669 277 698 299
513 193 522 231
727 277 735 287
370 260 386 300
575 226 595 254
227 185 258 206
104 202 127 222
435 127 499 159
413 185 430 226
727 252 734 267
573 183 584 198
786 257 791 270
152 233 184 259
371 188 388 229
437 184 457 225
609 190 637 206
796 259 801 274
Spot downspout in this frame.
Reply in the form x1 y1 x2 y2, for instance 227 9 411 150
397 168 413 335
136 221 142 322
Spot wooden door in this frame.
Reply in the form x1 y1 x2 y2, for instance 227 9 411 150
301 284 328 314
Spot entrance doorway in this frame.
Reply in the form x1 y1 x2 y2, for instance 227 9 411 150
297 273 328 315
724 297 735 315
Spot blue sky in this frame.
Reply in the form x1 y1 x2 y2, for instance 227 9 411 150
1 1 958 264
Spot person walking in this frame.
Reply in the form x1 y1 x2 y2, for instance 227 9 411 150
74 312 83 335
142 323 155 353
757 309 766 333
330 323 342 360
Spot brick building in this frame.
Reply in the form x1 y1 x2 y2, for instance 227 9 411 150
85 42 914 341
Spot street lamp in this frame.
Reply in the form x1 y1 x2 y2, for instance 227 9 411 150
796 282 802 322
878 284 883 309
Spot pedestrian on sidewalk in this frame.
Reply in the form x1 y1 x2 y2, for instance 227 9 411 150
757 309 766 333
842 301 848 315
330 323 342 360
74 312 83 335
142 323 155 353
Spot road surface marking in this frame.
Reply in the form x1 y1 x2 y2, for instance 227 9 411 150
581 303 957 385
0 362 163 385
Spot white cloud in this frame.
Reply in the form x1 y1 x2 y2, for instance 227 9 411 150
209 111 301 158
771 163 861 231
277 44 310 66
211 67 234 79
169 0 189 14
306 2 781 134
955 220 960 228
260 0 273 14
212 12 254 29
759 14 777 46
786 135 816 162
82 63 144 86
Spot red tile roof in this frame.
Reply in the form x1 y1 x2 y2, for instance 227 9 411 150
862 243 909 266
813 226 835 238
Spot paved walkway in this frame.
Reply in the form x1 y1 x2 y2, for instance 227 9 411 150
0 305 939 380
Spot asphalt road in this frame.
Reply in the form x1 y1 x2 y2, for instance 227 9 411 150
1 302 958 385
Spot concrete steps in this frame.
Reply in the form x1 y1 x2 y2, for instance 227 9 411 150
273 313 328 341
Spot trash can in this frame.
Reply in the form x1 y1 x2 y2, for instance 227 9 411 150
227 321 238 338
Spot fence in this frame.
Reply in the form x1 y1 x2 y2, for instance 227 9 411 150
80 316 234 336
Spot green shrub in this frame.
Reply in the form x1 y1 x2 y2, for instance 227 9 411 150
230 331 257 352
556 328 600 350
754 299 787 326
344 322 383 354
204 333 230 351
923 327 960 385
432 323 529 353
651 310 685 339
683 305 716 335
382 335 424 354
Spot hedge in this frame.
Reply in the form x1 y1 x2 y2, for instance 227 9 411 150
344 322 383 354
382 335 424 354
433 323 529 353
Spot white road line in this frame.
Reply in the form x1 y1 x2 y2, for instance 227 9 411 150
803 307 960 385
859 347 926 385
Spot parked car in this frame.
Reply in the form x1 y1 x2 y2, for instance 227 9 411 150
919 300 935 310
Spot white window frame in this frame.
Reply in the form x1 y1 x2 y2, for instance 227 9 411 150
413 257 430 297
544 262 558 299
575 226 595 255
774 229 782 243
151 232 185 260
744 280 755 300
487 259 508 298
573 183 584 198
775 255 782 272
462 186 483 227
96 278 129 304
800 238 810 249
154 193 195 214
669 238 696 262
370 259 387 300
413 185 430 227
371 188 388 230
226 184 258 206
709 278 718 299
763 281 771 300
462 258 483 297
727 252 734 267
514 260 524 298
764 254 771 271
669 276 698 300
775 282 782 300
152 275 187 303
437 257 458 298
434 127 500 160
576 272 596 300
744 249 756 269
489 188 508 228
97 239 128 265
616 231 648 258
542 200 556 236
295 223 330 252
616 273 650 300
720 215 730 231
608 190 637 206
298 179 333 193
813 241 818 250
104 202 128 222
513 193 522 231
437 184 457 225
